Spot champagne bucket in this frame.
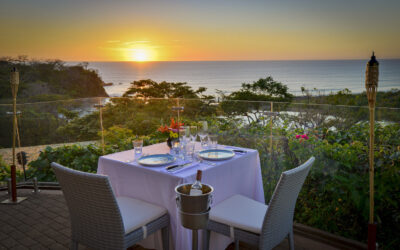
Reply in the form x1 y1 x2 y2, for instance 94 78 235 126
178 208 210 230
175 183 214 230
175 183 213 213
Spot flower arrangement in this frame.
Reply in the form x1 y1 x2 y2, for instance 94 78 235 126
157 118 183 147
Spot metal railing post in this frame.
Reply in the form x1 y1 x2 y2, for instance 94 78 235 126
7 178 12 198
33 177 39 193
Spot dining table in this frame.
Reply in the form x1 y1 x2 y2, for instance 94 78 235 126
97 142 265 250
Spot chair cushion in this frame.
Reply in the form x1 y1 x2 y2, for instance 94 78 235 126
116 197 167 234
210 194 268 234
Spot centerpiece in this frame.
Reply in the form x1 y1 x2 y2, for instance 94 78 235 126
157 118 183 148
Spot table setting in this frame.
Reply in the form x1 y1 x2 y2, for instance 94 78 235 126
97 122 264 250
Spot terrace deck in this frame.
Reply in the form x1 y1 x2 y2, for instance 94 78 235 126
0 189 344 250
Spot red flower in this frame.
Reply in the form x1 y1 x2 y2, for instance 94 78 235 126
157 118 184 134
301 134 309 140
169 118 184 130
157 125 169 133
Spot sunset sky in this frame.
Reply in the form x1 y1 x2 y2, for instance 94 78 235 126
1 0 399 61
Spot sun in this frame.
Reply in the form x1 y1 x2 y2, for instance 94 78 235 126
126 47 156 62
132 48 149 61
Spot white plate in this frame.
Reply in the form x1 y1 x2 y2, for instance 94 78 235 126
138 154 176 166
198 149 235 161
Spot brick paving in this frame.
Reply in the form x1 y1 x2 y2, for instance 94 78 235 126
0 189 339 250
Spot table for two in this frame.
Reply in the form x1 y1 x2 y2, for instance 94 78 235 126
97 142 264 250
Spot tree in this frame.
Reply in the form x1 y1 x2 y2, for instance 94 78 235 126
219 77 294 124
123 79 208 99
225 76 294 102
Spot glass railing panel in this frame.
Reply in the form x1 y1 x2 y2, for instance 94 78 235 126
0 96 398 247
0 97 104 183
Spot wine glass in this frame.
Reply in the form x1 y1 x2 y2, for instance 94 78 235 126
181 126 191 144
198 121 208 148
190 126 198 142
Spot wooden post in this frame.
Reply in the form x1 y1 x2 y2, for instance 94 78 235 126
11 165 17 202
172 98 184 136
177 98 181 130
365 52 379 250
99 100 105 154
11 68 19 202
94 100 105 154
270 102 273 153
11 68 18 168
369 107 374 224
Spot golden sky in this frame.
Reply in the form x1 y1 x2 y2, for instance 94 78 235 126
1 0 399 61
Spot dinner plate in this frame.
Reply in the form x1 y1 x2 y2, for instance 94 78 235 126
198 149 235 161
138 154 176 166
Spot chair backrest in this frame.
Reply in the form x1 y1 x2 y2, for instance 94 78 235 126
51 162 125 249
259 157 315 250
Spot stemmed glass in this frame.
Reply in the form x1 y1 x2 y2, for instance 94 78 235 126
198 121 208 148
190 126 198 142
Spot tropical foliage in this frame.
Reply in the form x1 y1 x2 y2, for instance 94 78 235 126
1 76 399 248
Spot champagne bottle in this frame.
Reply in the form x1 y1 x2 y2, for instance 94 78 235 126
189 170 203 196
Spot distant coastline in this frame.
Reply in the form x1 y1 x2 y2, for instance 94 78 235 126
69 59 400 97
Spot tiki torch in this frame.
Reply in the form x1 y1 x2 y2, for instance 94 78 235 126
11 68 19 202
1 68 27 204
365 52 379 250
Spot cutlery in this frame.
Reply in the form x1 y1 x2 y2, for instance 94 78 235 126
166 162 193 172
233 149 247 154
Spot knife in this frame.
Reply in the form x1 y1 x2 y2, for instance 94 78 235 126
233 149 247 154
166 162 192 172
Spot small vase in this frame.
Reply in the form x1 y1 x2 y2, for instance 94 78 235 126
167 137 172 148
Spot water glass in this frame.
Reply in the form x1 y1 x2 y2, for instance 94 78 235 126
184 142 196 161
208 134 218 149
182 126 191 141
171 139 180 156
133 139 143 157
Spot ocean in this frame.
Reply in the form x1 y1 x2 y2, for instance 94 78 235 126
77 60 400 97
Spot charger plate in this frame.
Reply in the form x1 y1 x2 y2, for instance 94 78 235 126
198 149 235 161
138 154 176 166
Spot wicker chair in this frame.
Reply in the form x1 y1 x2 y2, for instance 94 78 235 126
203 157 315 250
51 162 170 250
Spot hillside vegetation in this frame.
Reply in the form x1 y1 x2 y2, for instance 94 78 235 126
0 57 108 103
296 87 400 108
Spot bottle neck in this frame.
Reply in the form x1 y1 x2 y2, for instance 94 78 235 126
196 170 202 181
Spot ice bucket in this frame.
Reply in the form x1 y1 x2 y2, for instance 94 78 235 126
178 208 211 230
175 183 214 230
175 183 213 213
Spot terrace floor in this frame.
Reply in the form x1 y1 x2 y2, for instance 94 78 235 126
0 189 344 250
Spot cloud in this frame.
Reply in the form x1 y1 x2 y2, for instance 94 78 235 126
123 41 150 45
106 40 121 43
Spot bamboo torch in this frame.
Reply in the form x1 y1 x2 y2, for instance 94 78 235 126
365 52 379 250
11 68 19 202
1 68 27 204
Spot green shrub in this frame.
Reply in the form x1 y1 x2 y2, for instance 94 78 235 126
26 144 106 181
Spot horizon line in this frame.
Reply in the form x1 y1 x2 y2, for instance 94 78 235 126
66 58 400 63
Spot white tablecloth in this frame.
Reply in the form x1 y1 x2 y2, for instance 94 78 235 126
97 143 264 250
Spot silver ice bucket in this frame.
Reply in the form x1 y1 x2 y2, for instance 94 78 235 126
175 183 214 230
178 208 211 230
